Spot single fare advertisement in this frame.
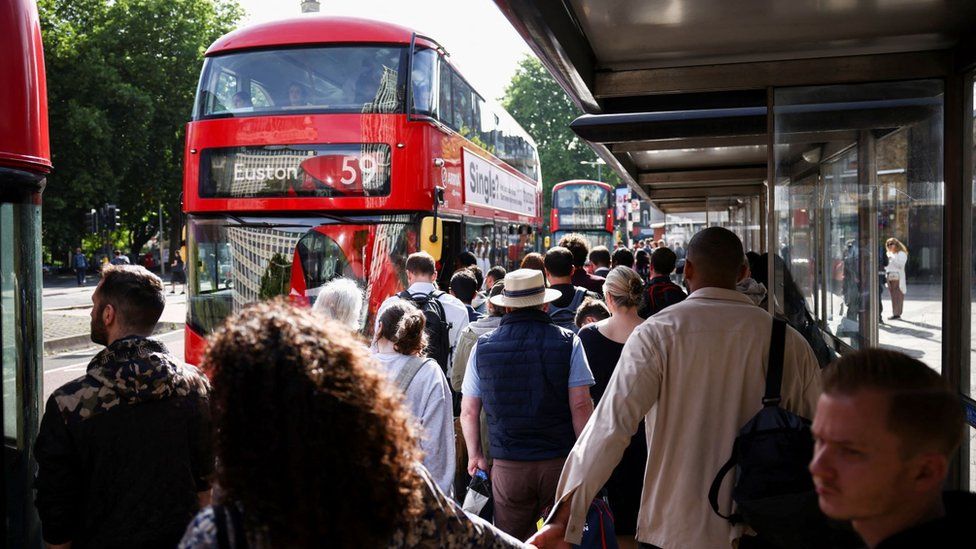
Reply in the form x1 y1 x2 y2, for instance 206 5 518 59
462 149 537 218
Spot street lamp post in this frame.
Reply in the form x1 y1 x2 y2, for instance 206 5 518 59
579 158 606 181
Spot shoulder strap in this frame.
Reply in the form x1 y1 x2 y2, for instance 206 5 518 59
427 291 448 319
393 355 427 393
214 504 249 549
571 287 588 307
214 505 230 549
764 318 787 407
708 442 742 523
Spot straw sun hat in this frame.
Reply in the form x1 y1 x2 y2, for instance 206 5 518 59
488 268 561 308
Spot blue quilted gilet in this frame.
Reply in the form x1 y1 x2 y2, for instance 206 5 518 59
476 308 577 461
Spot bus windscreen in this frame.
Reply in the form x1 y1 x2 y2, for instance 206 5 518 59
195 46 405 119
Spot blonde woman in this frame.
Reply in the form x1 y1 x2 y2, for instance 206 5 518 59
885 237 908 319
576 266 646 549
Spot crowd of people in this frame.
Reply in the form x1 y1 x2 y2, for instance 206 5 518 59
34 227 971 549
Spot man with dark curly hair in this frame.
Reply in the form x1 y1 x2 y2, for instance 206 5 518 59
35 265 212 549
558 233 605 295
179 299 523 548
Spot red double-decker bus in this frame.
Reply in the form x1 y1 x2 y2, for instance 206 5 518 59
183 16 542 363
550 180 615 251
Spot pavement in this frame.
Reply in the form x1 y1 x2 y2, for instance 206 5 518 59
824 282 945 373
41 274 187 401
42 274 186 356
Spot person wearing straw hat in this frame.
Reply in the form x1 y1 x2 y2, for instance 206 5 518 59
460 269 596 541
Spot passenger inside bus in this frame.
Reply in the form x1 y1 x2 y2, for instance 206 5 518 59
231 91 252 110
287 82 309 107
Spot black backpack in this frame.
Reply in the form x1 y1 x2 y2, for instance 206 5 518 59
398 290 452 373
708 319 835 549
548 287 587 332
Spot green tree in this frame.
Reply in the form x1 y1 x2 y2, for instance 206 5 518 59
259 253 292 300
501 55 619 229
38 0 242 262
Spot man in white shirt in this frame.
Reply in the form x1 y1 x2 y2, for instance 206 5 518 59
375 251 469 371
529 227 822 549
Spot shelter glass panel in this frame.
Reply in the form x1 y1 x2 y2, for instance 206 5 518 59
969 76 976 490
774 81 944 369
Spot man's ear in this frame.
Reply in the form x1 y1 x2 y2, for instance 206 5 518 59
912 453 949 493
102 302 117 327
684 259 695 281
737 263 749 283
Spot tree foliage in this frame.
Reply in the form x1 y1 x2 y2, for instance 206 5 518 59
38 0 242 262
259 253 292 300
501 55 619 227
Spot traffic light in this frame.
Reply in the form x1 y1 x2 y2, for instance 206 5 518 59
105 204 118 231
84 208 98 234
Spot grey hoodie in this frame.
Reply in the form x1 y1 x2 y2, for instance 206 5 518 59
736 277 768 307
450 315 502 392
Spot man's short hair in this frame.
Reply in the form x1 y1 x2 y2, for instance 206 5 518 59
558 233 590 268
450 269 478 304
405 252 436 276
466 265 484 290
487 281 506 317
589 246 611 267
823 349 964 458
651 247 678 275
98 265 166 332
611 247 635 268
457 251 478 268
544 247 575 278
575 297 610 328
686 227 744 284
486 266 506 284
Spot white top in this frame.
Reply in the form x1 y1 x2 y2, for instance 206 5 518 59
372 352 456 496
376 282 470 364
885 250 908 294
552 287 822 548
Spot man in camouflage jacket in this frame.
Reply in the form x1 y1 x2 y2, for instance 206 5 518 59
34 265 212 549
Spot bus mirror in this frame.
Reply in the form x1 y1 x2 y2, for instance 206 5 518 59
420 216 443 260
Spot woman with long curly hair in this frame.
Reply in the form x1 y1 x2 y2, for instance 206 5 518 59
178 299 523 548
373 299 455 495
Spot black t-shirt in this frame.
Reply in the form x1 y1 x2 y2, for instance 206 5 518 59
577 323 624 404
874 492 976 549
575 322 647 535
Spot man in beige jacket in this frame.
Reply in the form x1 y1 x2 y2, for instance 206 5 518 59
529 227 822 549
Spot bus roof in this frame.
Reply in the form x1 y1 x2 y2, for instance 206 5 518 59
552 180 613 192
0 0 50 174
206 16 437 56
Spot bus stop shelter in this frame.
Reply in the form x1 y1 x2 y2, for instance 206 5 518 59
494 0 976 489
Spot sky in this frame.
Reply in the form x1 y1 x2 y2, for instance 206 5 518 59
234 0 535 102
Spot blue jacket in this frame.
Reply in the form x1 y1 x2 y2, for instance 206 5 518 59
476 308 576 461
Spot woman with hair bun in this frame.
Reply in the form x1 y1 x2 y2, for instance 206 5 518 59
576 266 647 548
373 299 456 495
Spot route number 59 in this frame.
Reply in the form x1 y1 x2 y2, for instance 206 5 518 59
340 156 377 186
